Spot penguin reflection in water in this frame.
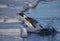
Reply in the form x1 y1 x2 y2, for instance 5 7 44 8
19 13 43 31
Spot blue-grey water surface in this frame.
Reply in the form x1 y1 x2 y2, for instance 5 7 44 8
0 0 60 41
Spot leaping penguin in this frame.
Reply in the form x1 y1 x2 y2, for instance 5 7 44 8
19 13 42 30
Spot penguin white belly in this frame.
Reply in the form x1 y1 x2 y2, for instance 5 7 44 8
24 19 34 29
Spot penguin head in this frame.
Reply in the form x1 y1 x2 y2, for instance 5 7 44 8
19 13 24 17
19 13 27 18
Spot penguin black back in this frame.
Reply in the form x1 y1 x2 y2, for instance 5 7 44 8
27 17 38 23
27 17 38 28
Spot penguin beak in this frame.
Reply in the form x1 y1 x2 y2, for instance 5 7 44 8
18 13 24 17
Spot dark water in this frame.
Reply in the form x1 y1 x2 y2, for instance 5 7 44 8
27 33 60 41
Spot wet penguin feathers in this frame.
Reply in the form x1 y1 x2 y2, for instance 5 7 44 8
26 17 38 28
19 13 38 28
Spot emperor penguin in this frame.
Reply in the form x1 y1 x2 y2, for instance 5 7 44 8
19 13 39 31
